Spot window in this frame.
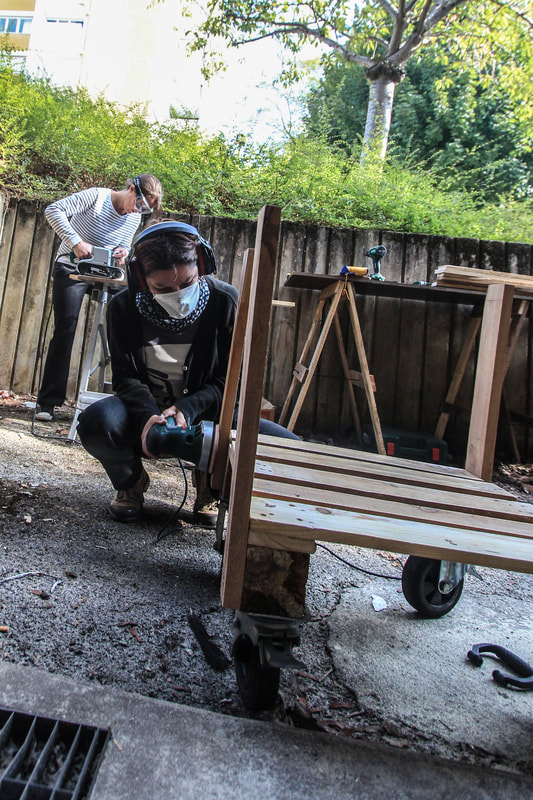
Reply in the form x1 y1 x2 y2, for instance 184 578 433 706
0 16 33 34
46 18 84 27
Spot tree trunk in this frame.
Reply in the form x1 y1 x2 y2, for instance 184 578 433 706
362 61 405 162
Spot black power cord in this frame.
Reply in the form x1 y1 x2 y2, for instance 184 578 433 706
317 542 403 580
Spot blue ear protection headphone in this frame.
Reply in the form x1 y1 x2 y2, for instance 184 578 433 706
131 220 217 277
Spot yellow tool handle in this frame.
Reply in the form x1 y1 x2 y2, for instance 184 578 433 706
344 266 368 276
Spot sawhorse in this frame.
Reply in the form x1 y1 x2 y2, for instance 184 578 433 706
278 277 385 455
67 275 125 441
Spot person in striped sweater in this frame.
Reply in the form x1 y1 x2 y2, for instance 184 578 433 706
35 174 162 421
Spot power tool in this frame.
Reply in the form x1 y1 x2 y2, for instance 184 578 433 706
145 416 218 472
70 246 125 281
340 265 368 277
365 245 387 281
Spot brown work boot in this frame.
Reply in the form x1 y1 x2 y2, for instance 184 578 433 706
109 468 150 522
192 469 218 528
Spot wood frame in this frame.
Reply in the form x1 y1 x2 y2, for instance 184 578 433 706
216 207 533 613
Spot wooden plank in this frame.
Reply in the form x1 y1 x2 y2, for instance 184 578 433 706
220 205 281 610
254 432 480 479
12 212 56 393
210 248 255 493
253 442 514 497
466 283 515 479
0 201 38 388
435 265 533 294
248 497 533 575
251 476 533 537
0 199 16 315
252 465 533 524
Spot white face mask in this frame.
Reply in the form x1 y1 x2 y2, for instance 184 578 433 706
153 281 200 319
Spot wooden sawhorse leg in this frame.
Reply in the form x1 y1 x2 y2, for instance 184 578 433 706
435 296 529 466
278 280 385 454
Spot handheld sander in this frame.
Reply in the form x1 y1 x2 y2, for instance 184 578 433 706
70 246 125 281
145 416 218 473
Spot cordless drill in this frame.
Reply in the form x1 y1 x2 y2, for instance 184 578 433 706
365 245 387 281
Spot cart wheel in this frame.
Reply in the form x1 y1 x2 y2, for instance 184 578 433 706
232 633 280 711
402 556 463 618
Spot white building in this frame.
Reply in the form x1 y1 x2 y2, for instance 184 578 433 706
1 0 299 141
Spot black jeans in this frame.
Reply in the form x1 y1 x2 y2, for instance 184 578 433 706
38 262 91 408
78 394 300 491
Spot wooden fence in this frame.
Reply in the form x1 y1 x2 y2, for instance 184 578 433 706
1 195 532 461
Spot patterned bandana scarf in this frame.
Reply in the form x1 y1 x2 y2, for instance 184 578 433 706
135 277 210 333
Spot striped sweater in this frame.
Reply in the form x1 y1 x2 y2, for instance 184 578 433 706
44 187 141 263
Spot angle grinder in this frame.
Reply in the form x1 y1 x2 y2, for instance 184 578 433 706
145 416 218 472
70 246 125 281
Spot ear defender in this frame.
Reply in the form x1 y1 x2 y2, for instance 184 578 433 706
130 220 217 275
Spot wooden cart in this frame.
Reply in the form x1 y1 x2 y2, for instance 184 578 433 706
210 206 533 709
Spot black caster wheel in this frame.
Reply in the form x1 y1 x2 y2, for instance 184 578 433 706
232 633 280 711
402 556 463 618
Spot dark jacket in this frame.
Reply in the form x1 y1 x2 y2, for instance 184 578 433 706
107 275 238 435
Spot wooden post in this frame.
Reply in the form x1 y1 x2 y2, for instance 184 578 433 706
210 248 255 493
466 283 515 480
220 206 281 610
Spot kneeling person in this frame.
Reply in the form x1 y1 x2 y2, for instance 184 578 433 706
78 220 234 523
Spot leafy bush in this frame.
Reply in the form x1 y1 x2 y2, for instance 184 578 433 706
0 54 531 243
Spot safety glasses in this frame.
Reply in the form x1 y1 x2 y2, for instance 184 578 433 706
134 177 152 215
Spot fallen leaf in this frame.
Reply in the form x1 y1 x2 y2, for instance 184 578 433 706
32 589 50 599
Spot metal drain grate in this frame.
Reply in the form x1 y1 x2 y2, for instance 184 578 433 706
0 707 109 799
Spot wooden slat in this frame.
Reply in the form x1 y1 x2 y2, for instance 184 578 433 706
248 496 533 575
435 265 533 294
252 476 533 537
253 441 512 498
254 432 480 479
220 205 281 610
252 463 533 523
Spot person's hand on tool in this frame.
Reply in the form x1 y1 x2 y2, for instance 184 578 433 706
162 404 186 429
141 406 185 457
112 246 128 264
72 241 93 260
141 414 167 458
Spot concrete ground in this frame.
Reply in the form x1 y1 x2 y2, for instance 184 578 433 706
1 659 533 800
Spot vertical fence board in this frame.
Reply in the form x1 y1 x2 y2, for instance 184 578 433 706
395 299 426 429
380 230 404 282
506 241 532 276
0 199 17 317
481 239 506 271
12 210 56 393
453 237 481 268
268 221 306 414
421 301 453 433
296 225 329 434
0 202 38 388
